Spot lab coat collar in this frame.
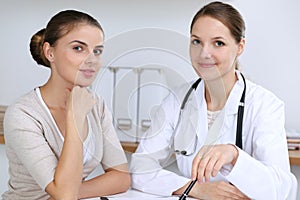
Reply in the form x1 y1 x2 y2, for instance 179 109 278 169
193 71 245 116
192 71 245 142
224 71 246 115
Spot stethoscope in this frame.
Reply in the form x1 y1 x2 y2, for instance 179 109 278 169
173 73 246 156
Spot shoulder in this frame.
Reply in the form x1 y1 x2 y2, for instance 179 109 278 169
244 79 284 118
4 89 45 141
5 89 42 119
164 79 200 104
246 79 283 106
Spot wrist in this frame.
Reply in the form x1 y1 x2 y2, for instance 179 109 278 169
230 144 239 166
189 181 205 199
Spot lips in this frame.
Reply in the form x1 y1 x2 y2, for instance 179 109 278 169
80 69 96 78
198 63 216 68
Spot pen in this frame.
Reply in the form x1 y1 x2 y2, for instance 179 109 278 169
178 179 197 200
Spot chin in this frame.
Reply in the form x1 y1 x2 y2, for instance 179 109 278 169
194 68 222 81
75 81 93 88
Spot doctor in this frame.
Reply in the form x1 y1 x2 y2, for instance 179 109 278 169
130 1 294 199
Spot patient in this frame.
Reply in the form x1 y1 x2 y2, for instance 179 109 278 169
2 9 130 200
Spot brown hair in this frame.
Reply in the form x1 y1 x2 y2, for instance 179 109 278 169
190 1 245 44
30 10 104 68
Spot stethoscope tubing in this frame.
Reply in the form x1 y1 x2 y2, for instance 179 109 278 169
172 73 246 155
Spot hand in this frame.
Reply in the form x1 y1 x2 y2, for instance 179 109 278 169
192 144 239 182
66 86 96 117
65 86 96 136
192 181 250 200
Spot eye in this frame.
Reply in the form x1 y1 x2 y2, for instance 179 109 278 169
93 48 103 56
215 41 225 47
191 39 201 46
73 46 83 52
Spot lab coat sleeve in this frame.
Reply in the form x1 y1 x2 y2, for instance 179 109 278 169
221 92 292 200
130 92 190 196
131 153 190 196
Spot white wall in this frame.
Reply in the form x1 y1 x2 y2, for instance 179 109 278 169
0 0 299 198
0 0 300 130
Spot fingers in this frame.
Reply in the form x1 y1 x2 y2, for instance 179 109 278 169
192 145 215 182
72 86 96 106
214 181 249 200
198 181 249 200
192 144 238 183
66 86 96 123
226 183 250 199
203 155 218 182
191 148 204 180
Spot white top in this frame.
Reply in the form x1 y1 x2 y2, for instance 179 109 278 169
207 110 221 130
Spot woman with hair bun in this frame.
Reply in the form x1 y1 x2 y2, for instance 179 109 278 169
3 10 130 200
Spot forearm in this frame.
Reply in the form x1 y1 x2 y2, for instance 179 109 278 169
225 149 290 199
46 113 84 199
78 166 130 199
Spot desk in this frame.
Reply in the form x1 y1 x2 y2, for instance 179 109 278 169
83 189 196 199
0 105 5 144
1 136 300 165
289 150 300 165
0 134 4 144
120 142 138 153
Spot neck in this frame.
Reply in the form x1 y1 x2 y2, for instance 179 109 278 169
39 74 73 109
205 71 237 111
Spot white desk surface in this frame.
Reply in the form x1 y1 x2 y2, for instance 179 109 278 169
84 189 196 199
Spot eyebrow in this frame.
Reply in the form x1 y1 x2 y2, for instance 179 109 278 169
69 40 104 48
191 34 199 38
190 35 226 41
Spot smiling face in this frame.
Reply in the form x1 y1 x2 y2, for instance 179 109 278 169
44 23 104 88
190 16 244 81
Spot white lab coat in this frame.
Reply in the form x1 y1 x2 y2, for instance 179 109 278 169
130 71 293 199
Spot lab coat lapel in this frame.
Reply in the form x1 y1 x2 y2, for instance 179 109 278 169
174 82 205 154
222 72 246 144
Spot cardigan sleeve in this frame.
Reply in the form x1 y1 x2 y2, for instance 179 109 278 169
4 103 57 190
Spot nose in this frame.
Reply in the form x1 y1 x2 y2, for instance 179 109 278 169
199 44 212 59
84 50 100 64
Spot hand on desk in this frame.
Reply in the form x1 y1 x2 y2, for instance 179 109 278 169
194 181 249 200
174 180 249 200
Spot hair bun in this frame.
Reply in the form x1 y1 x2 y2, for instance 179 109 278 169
29 28 50 68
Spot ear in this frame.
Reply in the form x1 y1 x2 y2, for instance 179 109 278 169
237 37 245 56
43 42 55 62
